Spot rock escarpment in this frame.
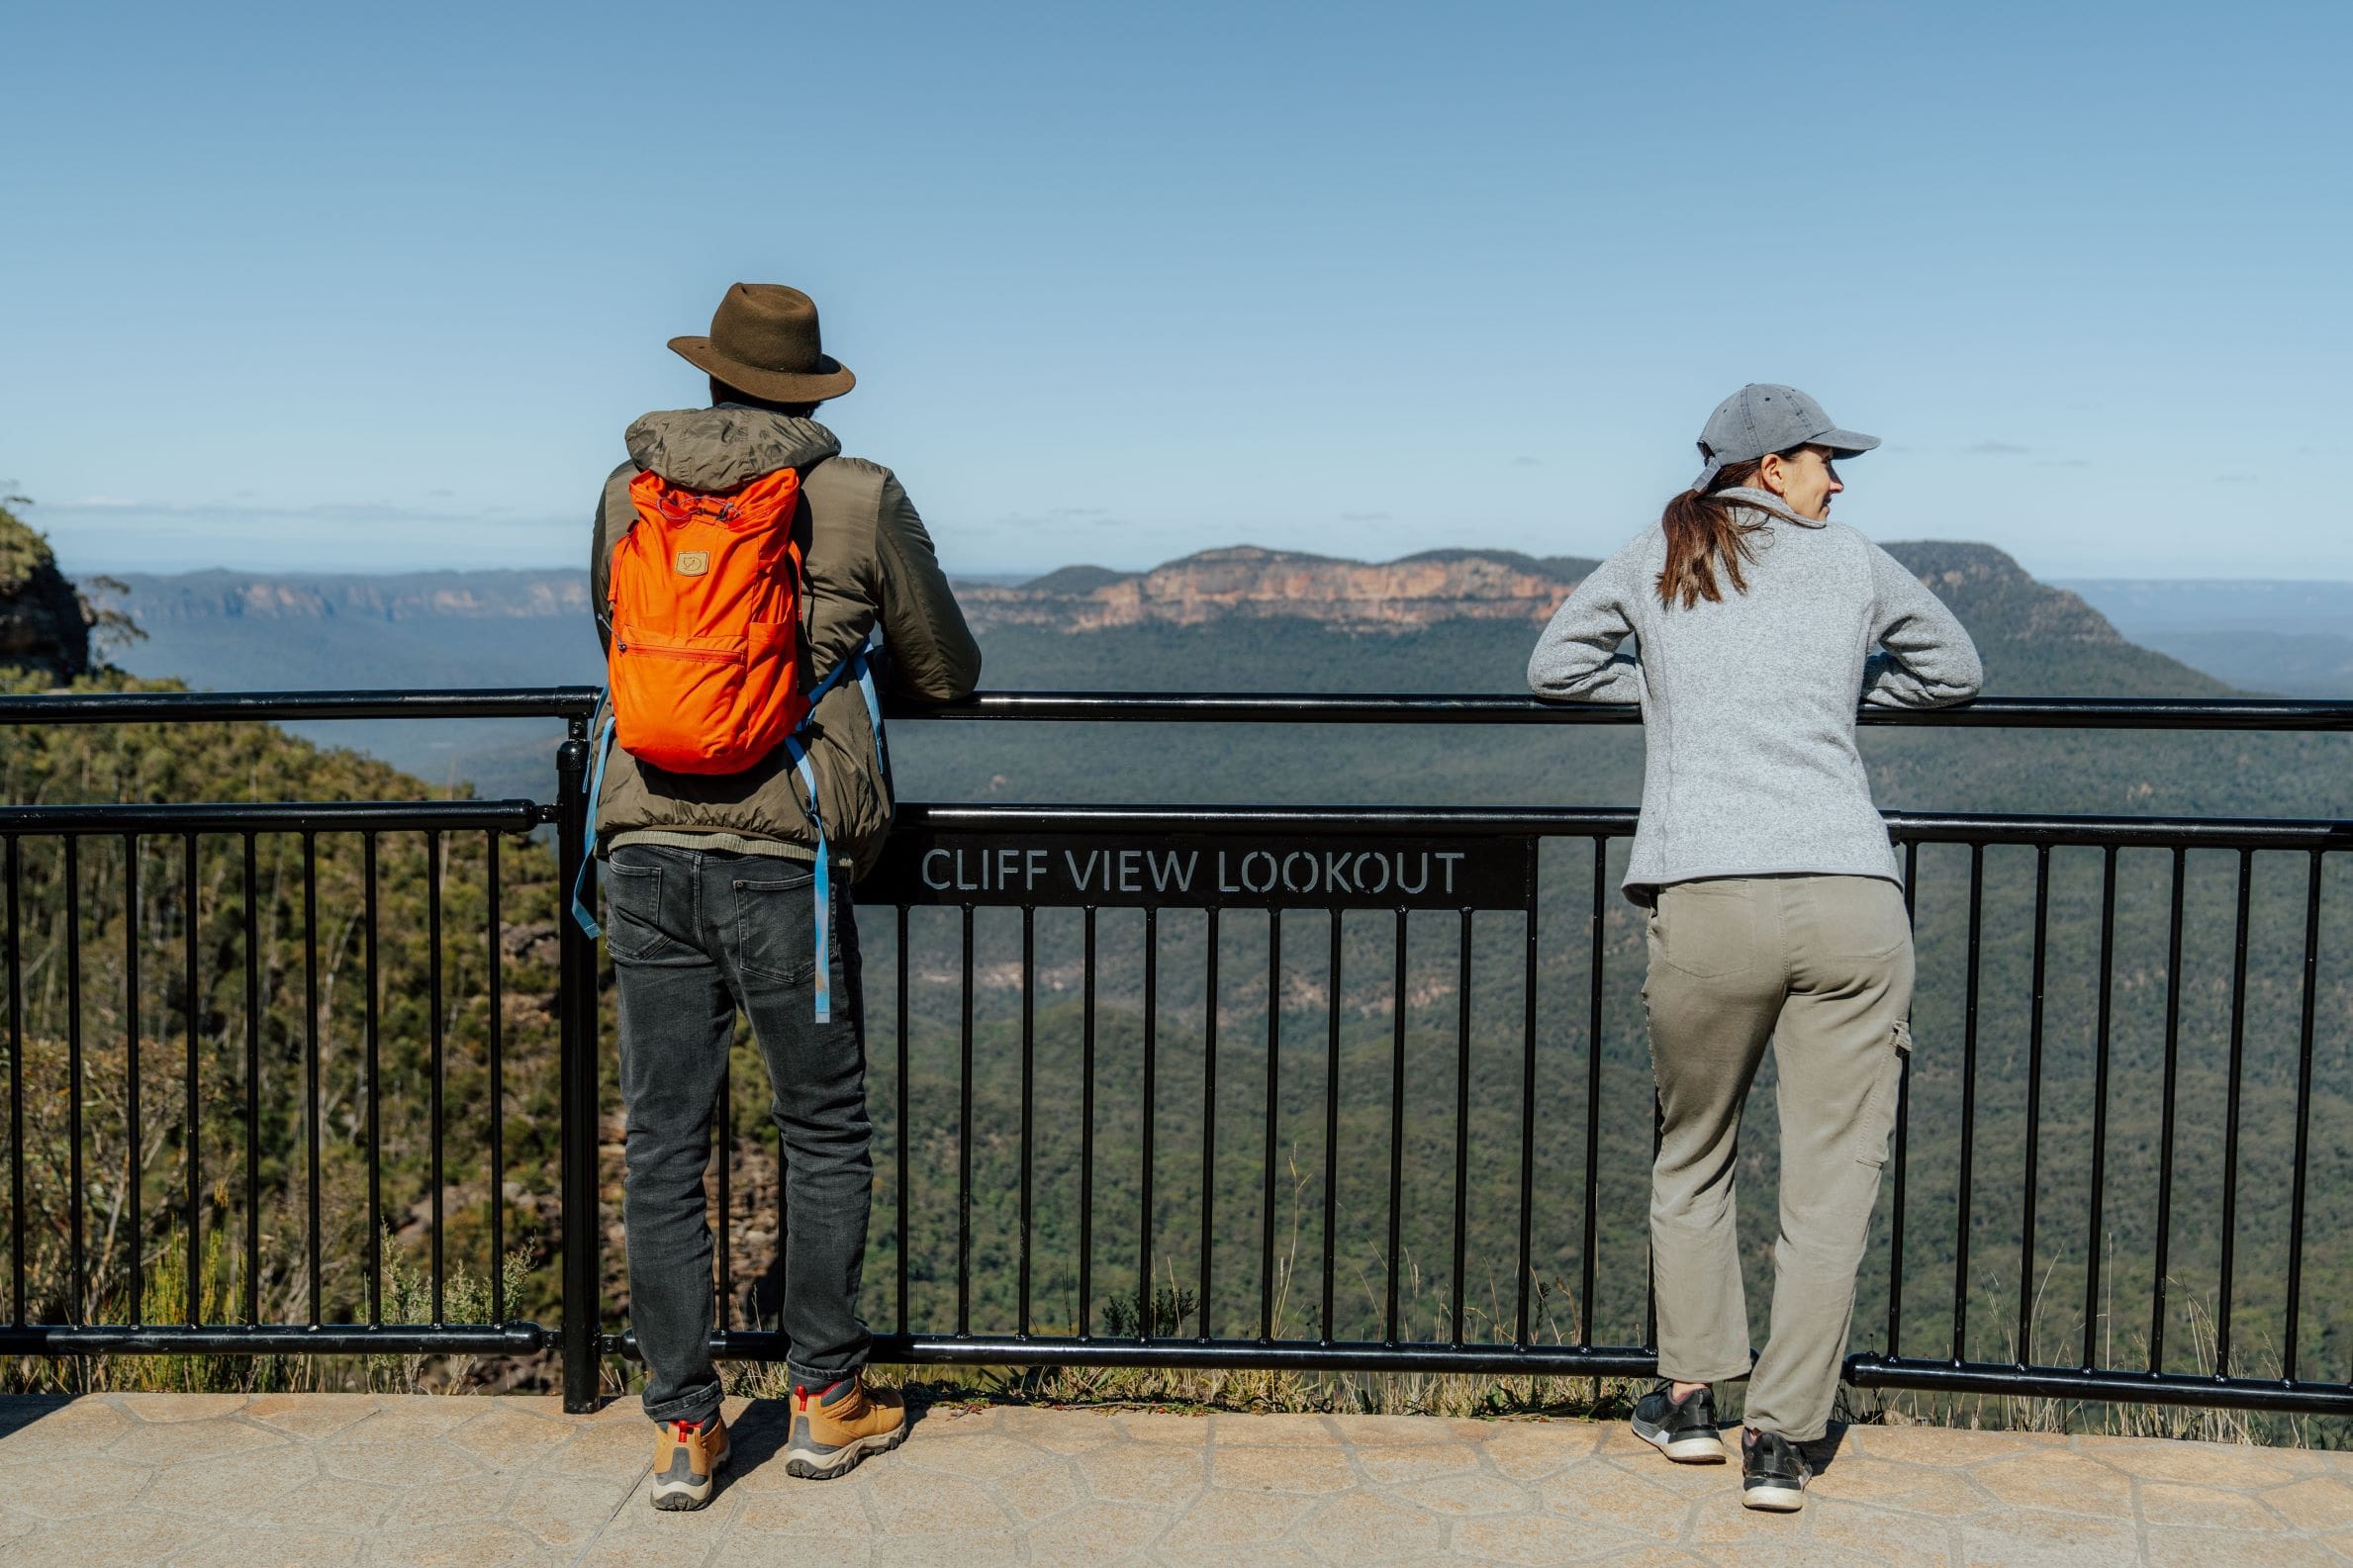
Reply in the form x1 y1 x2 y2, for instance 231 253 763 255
960 539 2120 643
106 568 592 623
0 502 93 681
962 545 1600 633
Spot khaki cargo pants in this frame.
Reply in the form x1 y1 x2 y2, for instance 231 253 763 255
1641 874 1913 1442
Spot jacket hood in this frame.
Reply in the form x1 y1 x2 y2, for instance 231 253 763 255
624 406 841 492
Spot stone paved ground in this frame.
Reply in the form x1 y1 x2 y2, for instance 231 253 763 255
4 1392 2352 1566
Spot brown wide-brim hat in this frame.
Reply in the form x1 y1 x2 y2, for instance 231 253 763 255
669 283 856 404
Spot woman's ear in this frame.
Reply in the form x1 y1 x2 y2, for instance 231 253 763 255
1752 450 1791 498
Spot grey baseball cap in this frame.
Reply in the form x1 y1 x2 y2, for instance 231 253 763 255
1691 384 1880 493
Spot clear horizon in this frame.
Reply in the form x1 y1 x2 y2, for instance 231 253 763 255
9 1 2350 586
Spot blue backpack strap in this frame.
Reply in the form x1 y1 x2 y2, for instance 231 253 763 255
785 639 891 1025
570 710 617 940
855 633 891 791
783 730 834 1023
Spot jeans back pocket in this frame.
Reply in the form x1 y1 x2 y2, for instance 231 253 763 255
733 868 819 984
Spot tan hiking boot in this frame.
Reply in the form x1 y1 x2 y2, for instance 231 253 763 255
651 1413 730 1511
783 1375 907 1479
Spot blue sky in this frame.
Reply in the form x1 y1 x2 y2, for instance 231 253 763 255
6 1 2348 581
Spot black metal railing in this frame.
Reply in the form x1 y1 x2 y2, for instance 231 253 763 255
0 689 2345 1422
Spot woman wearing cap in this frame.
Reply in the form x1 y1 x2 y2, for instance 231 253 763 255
1526 385 1981 1512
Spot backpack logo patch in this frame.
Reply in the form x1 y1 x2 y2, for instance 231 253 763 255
674 550 710 577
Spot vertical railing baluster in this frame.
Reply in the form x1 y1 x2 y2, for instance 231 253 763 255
126 833 142 1326
1515 889 1539 1348
1321 909 1341 1344
364 832 381 1326
786 1123 795 1344
1258 910 1281 1342
1647 1083 1661 1356
2151 847 2186 1371
4 835 21 1327
1889 838 1919 1354
2081 846 2117 1370
2216 848 2254 1374
1951 841 1983 1364
1078 906 1096 1337
2016 845 2049 1366
1019 904 1036 1337
426 831 445 1327
302 831 320 1328
1384 908 1407 1346
957 903 975 1337
554 722 600 1413
182 832 200 1328
715 1060 730 1332
894 904 910 1336
1450 907 1472 1347
1140 907 1158 1342
486 831 505 1324
240 835 257 1328
1197 908 1218 1341
2284 851 2325 1383
65 837 84 1326
1580 841 1604 1350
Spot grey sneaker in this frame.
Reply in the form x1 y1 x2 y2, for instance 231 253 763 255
650 1413 729 1511
1740 1426 1811 1512
1630 1382 1728 1463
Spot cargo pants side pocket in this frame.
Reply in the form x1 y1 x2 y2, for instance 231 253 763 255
1852 1019 1913 1167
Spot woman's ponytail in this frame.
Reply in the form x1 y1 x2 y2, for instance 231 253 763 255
1655 457 1767 609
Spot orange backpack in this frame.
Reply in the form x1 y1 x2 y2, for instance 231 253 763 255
606 466 808 774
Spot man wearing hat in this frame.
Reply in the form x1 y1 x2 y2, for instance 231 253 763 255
591 283 982 1507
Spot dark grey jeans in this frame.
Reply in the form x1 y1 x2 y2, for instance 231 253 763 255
606 843 872 1423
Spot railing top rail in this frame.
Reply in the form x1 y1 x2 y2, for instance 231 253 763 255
0 798 547 834
3 688 2347 731
903 802 2352 850
903 692 2353 730
0 687 605 724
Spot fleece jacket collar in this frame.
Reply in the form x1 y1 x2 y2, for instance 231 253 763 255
1713 486 1829 529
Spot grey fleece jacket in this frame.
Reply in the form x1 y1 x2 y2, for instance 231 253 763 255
1526 489 1982 892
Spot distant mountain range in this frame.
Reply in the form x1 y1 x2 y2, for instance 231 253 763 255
99 541 2248 648
81 540 2256 801
2059 579 2353 698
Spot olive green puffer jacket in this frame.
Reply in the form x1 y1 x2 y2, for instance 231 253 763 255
589 405 982 876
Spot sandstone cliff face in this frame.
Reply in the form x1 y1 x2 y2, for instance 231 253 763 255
0 504 91 681
963 545 1598 633
964 538 2123 645
91 536 2117 650
107 569 593 623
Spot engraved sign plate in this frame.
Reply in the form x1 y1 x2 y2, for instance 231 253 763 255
857 832 1534 911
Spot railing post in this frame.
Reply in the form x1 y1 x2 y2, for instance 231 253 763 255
556 721 602 1414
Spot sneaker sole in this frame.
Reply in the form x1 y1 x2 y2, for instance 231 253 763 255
783 1422 908 1481
1632 1424 1728 1464
1741 1482 1806 1513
